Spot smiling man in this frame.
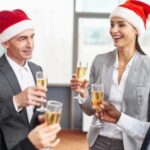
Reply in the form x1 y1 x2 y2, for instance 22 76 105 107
0 9 48 150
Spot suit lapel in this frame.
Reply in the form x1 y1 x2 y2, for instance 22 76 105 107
0 55 21 94
0 55 30 126
28 62 40 83
101 51 116 100
28 62 42 128
121 52 142 112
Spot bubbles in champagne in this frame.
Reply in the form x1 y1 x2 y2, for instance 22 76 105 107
36 79 47 88
76 67 87 81
92 91 104 107
45 112 61 125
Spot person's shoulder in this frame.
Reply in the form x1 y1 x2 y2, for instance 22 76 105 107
140 54 150 72
28 61 41 68
141 54 150 64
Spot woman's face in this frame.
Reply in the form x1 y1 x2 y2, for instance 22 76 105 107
110 17 137 49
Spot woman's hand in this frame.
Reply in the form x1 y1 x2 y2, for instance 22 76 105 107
70 74 88 98
97 101 121 123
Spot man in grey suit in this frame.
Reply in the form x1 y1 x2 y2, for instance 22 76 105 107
0 9 47 149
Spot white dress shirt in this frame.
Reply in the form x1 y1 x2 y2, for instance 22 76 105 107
5 53 35 123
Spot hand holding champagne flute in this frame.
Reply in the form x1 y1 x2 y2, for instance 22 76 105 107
45 100 63 125
76 61 88 82
73 61 88 99
91 83 104 128
36 71 48 112
44 100 63 150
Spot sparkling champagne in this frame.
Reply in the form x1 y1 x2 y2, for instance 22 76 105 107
45 112 61 125
92 91 104 107
76 67 87 81
36 79 47 88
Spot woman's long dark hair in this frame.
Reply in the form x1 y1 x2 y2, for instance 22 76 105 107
136 36 146 55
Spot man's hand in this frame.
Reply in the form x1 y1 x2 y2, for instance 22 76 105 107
14 86 47 108
28 123 61 149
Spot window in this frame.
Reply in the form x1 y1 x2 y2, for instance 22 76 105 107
78 18 114 69
76 0 125 12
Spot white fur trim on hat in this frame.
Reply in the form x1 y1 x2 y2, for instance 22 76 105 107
110 7 145 35
0 20 33 43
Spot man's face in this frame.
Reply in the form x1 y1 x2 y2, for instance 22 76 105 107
3 29 34 65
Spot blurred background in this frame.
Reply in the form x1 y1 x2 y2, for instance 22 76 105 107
0 0 150 139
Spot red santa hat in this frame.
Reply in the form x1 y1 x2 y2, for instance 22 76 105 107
0 9 33 43
110 0 150 35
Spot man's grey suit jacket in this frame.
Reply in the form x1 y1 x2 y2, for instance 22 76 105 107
0 54 42 150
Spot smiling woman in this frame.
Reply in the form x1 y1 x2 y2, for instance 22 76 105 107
70 1 150 150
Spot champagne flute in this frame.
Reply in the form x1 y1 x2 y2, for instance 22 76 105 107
73 61 88 99
36 71 48 112
76 61 88 82
91 83 104 128
45 100 63 125
44 100 63 150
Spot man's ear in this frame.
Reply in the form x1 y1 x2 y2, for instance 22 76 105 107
2 41 9 49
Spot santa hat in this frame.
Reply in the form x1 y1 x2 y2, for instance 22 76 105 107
0 9 33 43
110 0 150 35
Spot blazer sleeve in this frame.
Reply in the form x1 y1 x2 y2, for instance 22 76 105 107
11 137 37 150
0 127 37 150
117 113 150 140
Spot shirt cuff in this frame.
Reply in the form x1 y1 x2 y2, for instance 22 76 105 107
75 94 86 104
13 96 22 112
